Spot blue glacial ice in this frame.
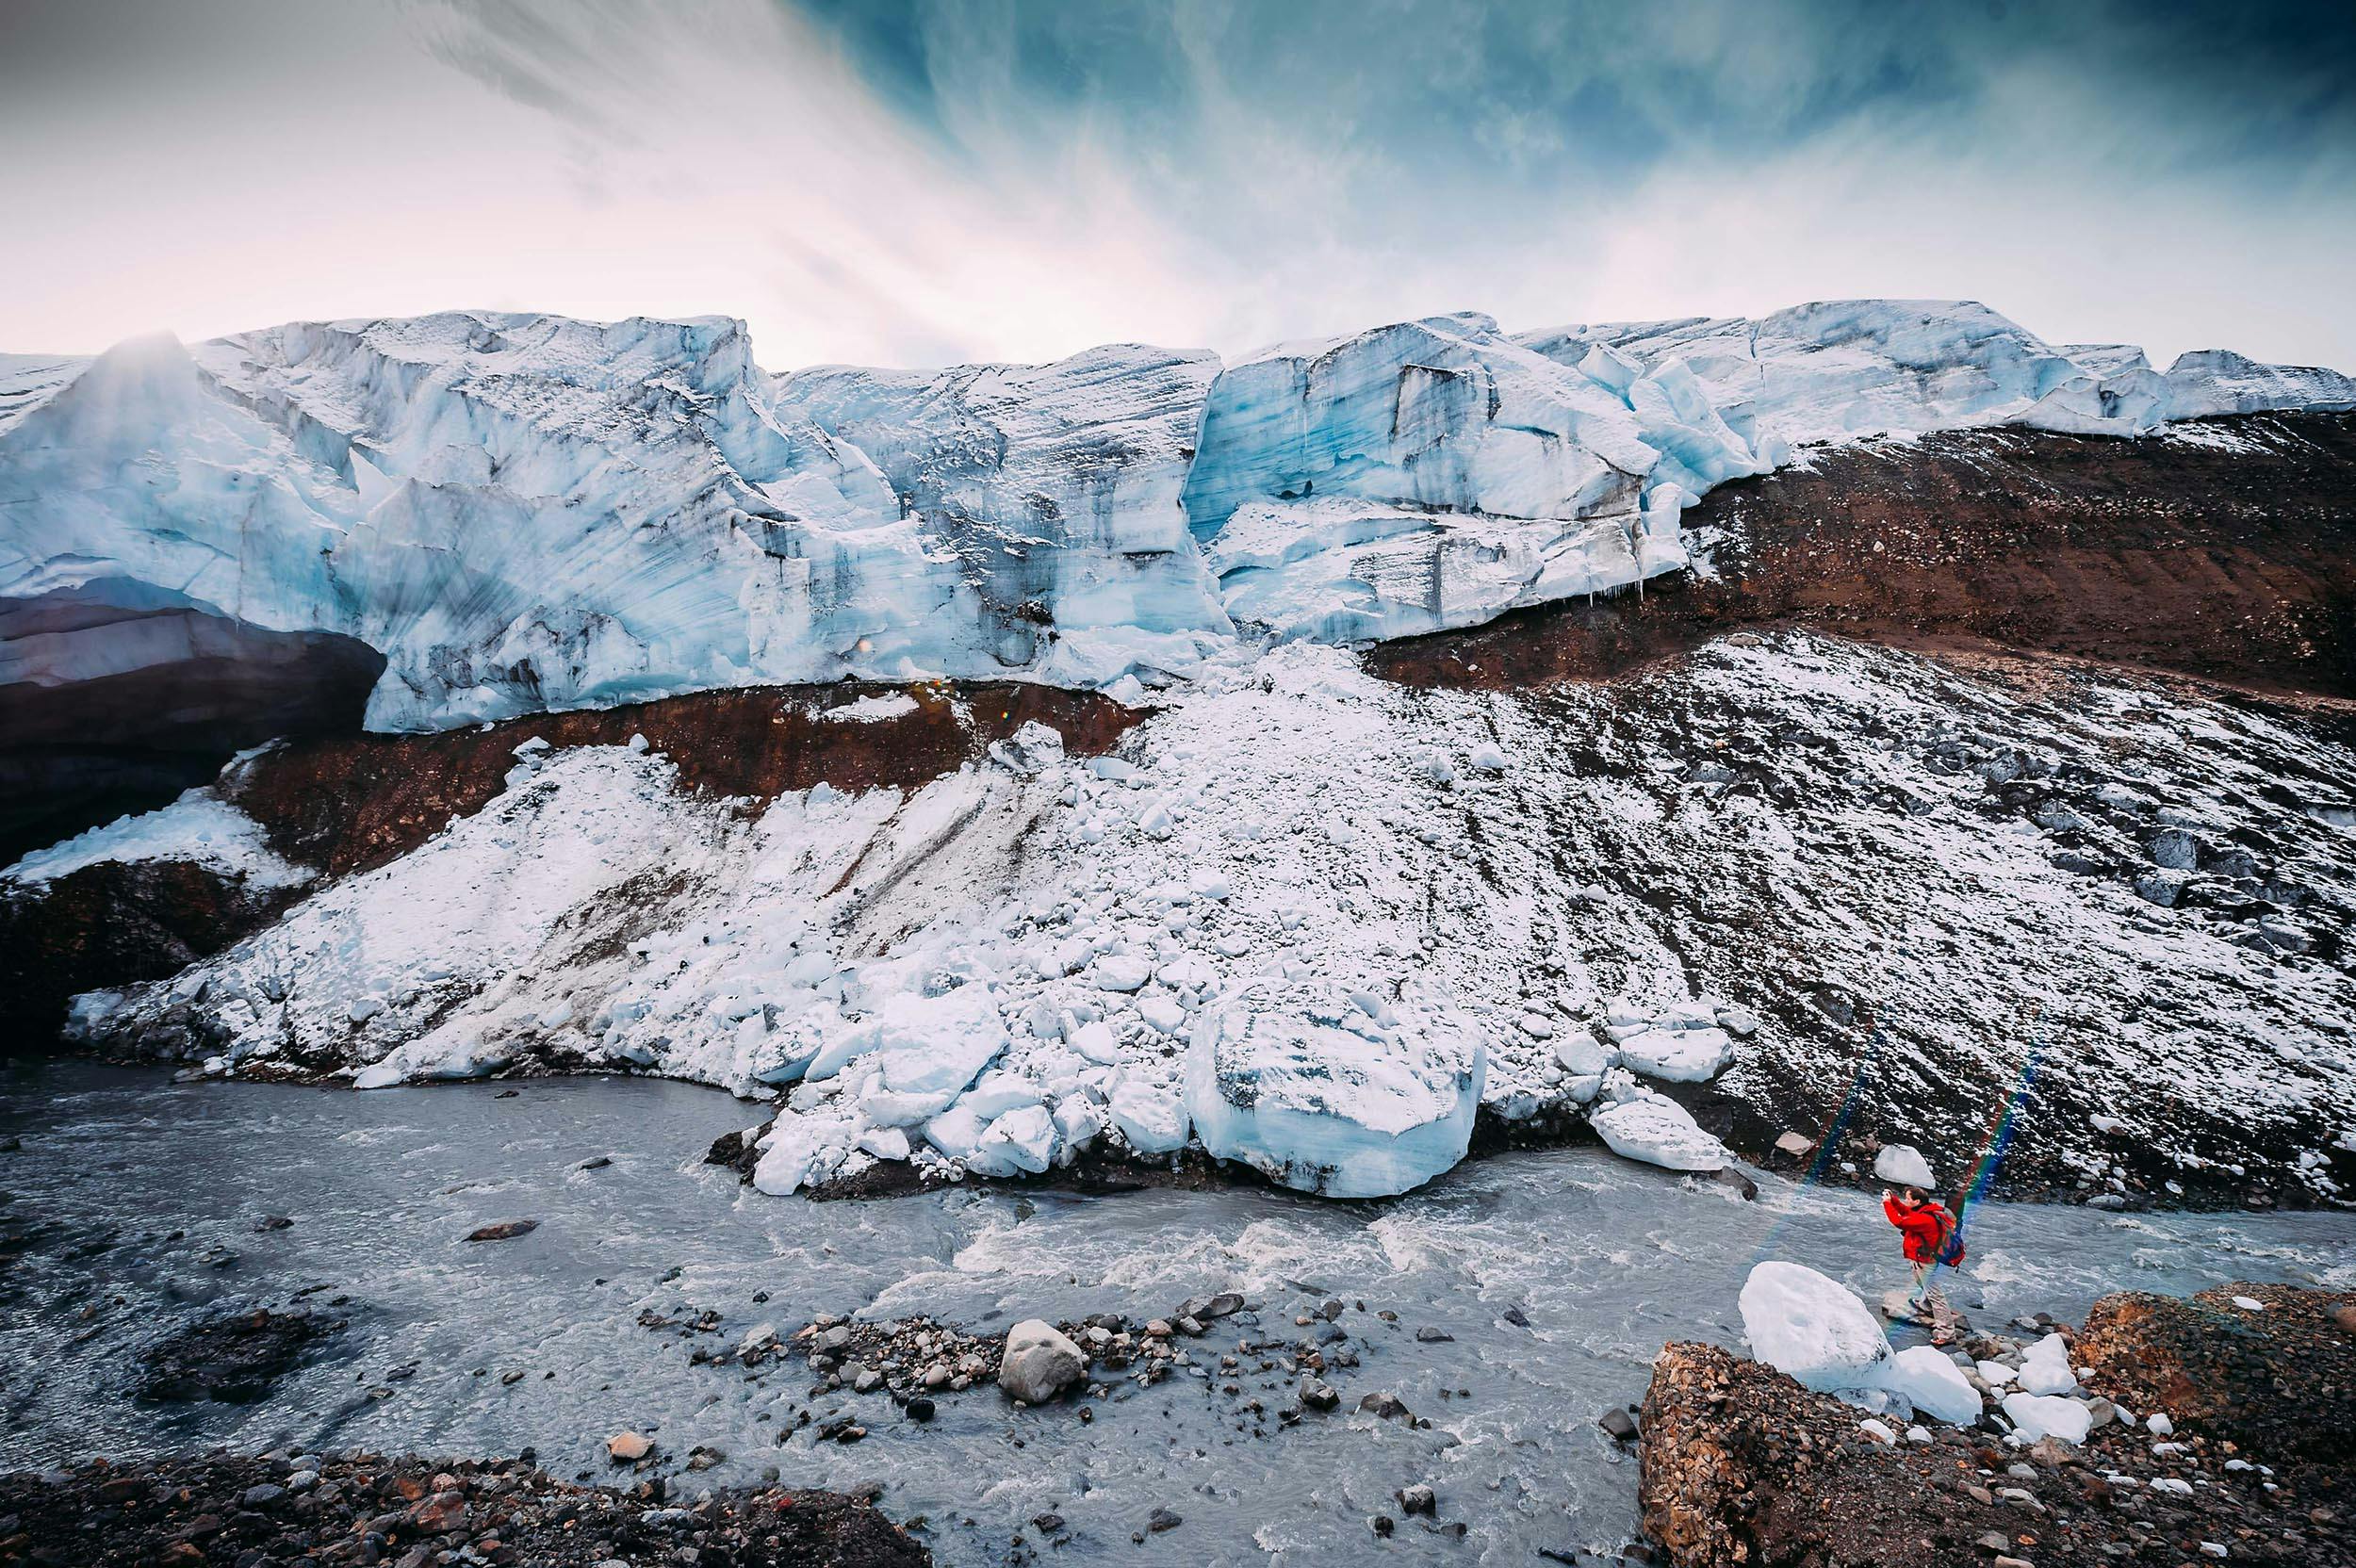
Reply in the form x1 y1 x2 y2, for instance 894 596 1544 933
1184 979 1488 1198
6 301 2352 729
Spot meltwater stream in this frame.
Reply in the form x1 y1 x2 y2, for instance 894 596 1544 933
5 1063 2352 1567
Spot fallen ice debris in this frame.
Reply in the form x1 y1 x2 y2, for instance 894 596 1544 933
1588 1079 1727 1171
1873 1144 1937 1189
2017 1333 2077 1396
1183 984 1485 1198
1887 1345 1983 1425
1615 1025 1734 1084
1738 1262 1893 1394
2002 1390 2093 1445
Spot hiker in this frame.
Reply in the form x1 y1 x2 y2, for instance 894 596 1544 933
1882 1184 1965 1341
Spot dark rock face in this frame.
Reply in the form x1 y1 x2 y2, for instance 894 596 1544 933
0 1452 929 1568
135 1308 345 1404
1371 411 2356 699
1640 1287 2356 1567
0 581 384 865
0 859 303 1048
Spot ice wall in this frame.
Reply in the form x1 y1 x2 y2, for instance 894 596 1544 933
5 302 2350 731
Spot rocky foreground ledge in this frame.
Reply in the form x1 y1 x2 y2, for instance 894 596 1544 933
0 1452 926 1568
1637 1282 2354 1567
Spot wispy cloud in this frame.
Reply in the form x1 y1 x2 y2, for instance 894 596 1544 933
1 0 2349 368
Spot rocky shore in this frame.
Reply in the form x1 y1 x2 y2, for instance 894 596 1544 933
1637 1282 2355 1567
0 1452 926 1568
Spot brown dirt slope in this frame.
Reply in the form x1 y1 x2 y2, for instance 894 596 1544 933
1371 411 2356 698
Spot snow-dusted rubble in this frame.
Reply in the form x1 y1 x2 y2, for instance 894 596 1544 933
2 787 310 891
64 629 2356 1200
6 302 2350 732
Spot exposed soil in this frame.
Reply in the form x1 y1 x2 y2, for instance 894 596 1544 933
0 1451 927 1568
1638 1282 2356 1568
1370 412 2356 700
228 680 1142 880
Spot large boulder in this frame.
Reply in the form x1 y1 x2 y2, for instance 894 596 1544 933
1737 1262 1892 1394
998 1320 1085 1404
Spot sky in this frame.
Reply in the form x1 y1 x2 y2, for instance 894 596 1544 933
3 0 2352 372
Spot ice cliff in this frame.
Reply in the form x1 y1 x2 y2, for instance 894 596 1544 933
5 302 2350 730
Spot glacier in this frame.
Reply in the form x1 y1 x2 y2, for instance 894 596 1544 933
5 301 2352 732
10 296 2356 1202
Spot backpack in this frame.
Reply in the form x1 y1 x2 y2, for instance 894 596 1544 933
1929 1202 1967 1267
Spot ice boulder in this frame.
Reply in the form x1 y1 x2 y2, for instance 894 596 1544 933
2017 1332 2077 1396
750 1106 864 1196
1107 1079 1191 1156
1873 1143 1937 1190
1616 1026 1734 1084
2002 1391 2093 1445
1887 1345 1983 1425
964 1103 1059 1178
1739 1262 1894 1394
803 983 1007 1122
1183 984 1485 1198
1588 1089 1727 1171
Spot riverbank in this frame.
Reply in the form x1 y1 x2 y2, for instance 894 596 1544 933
1638 1282 2356 1567
0 1451 926 1568
6 1062 2352 1566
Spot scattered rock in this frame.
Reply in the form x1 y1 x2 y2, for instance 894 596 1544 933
464 1219 538 1242
136 1309 342 1404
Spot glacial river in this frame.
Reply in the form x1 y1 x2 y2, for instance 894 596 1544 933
4 1061 2351 1567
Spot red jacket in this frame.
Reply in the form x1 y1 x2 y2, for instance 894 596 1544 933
1884 1195 1953 1264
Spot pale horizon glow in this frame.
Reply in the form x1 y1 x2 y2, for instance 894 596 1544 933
3 0 2352 374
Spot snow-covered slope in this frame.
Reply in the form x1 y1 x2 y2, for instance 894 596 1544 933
64 632 2356 1201
4 302 2350 731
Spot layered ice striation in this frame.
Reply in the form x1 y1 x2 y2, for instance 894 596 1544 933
1512 299 2356 450
6 302 2352 730
1182 311 1753 644
775 345 1232 688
